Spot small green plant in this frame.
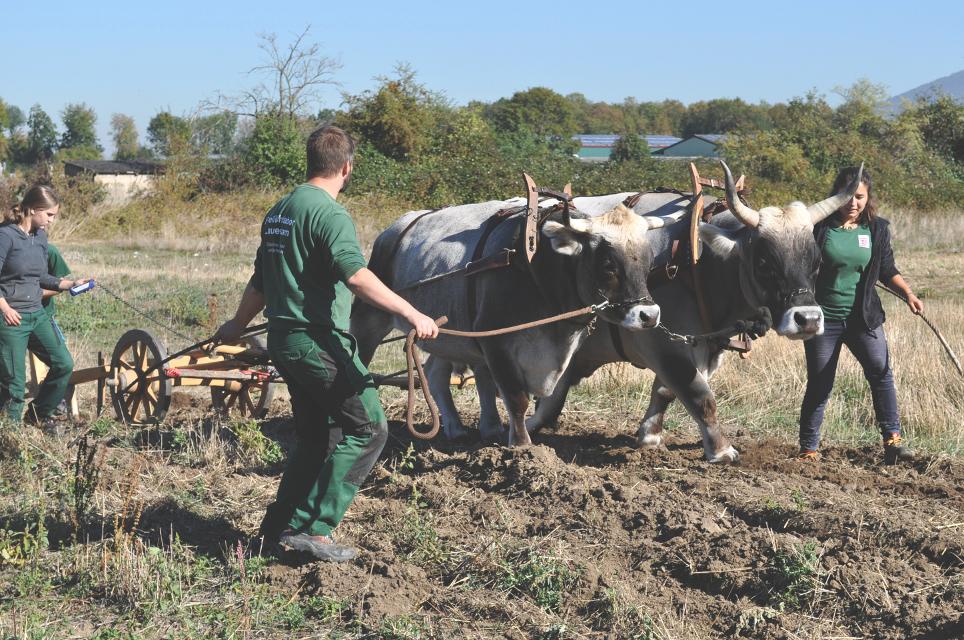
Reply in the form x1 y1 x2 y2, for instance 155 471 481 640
0 525 44 567
770 541 821 610
87 416 117 438
395 481 448 566
390 441 417 483
591 587 656 638
377 614 427 639
790 489 809 512
497 546 579 613
736 606 782 633
228 418 283 465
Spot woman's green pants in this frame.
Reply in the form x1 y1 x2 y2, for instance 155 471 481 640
0 310 74 422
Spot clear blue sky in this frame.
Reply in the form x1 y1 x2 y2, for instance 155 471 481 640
4 0 963 154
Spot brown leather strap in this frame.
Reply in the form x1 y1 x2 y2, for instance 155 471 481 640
374 207 443 280
466 209 521 322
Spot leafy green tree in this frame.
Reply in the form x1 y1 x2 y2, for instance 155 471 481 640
25 104 58 163
903 94 964 163
339 64 449 160
611 132 651 162
191 111 238 155
60 103 102 156
111 113 140 160
681 98 772 137
147 111 191 156
485 87 578 139
242 112 306 187
4 104 25 137
0 100 8 162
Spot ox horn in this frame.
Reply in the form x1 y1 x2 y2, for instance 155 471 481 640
807 162 865 225
721 161 760 228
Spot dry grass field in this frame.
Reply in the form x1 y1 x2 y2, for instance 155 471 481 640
0 194 961 638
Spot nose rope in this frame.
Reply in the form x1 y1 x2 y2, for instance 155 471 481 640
595 291 655 311
783 288 815 308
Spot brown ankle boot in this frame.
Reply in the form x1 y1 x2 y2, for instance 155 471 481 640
883 434 913 465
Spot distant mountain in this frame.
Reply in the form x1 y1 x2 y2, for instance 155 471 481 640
889 69 964 111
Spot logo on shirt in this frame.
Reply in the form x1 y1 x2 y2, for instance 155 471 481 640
858 235 870 249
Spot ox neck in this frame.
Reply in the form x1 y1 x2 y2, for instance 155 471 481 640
522 235 595 323
696 233 759 329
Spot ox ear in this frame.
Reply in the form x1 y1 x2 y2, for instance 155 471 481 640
542 221 584 256
699 223 740 258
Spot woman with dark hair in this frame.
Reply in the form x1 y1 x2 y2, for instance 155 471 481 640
0 185 91 431
799 167 922 464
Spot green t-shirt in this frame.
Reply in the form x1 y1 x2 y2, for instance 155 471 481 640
250 184 367 331
816 223 872 321
42 243 71 318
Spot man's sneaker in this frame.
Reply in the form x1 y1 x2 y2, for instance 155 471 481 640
798 449 819 461
883 434 914 465
23 406 66 437
278 530 357 563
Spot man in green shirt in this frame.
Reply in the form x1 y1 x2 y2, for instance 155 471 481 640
217 126 437 562
27 243 73 418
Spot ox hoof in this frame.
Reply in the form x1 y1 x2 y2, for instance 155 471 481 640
707 446 740 464
443 422 471 442
524 417 554 435
637 432 663 449
480 425 509 446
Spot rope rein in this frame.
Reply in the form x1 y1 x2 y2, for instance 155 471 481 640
398 301 611 439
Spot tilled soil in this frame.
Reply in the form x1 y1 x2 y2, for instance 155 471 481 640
247 409 964 639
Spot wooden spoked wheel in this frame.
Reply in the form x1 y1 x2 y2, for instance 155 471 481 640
110 329 172 424
210 335 276 419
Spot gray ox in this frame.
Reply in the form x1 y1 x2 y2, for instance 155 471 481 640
425 162 863 463
350 199 665 446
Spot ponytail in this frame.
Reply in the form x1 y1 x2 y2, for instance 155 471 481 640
6 184 60 225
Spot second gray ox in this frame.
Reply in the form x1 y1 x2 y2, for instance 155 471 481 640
426 162 863 463
350 201 663 446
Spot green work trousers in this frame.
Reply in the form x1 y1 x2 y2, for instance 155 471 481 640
0 310 74 421
260 326 387 540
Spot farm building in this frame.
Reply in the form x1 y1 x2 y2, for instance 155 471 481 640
63 159 165 206
572 134 682 161
651 134 727 158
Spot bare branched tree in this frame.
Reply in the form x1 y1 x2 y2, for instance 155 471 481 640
204 25 341 119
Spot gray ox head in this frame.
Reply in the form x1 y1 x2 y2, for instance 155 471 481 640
700 161 864 339
541 204 662 330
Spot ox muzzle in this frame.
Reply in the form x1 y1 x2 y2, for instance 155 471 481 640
601 296 661 331
774 288 824 339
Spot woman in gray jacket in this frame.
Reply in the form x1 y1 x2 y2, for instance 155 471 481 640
0 185 90 430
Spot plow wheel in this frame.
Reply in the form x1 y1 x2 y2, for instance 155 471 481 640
211 335 276 419
110 329 172 424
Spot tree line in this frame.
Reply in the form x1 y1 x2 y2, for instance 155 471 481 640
2 28 963 212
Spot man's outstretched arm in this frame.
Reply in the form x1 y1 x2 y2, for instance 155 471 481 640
347 268 438 339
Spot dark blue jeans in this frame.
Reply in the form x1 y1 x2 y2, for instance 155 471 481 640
799 320 900 451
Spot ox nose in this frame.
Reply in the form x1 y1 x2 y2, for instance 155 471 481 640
639 306 660 328
794 310 821 333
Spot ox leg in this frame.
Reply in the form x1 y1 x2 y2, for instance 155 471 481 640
502 389 532 447
349 302 394 367
648 358 738 464
423 356 469 441
474 365 507 444
637 378 676 449
526 362 600 434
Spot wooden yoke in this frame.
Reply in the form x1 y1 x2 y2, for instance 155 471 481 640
523 174 575 263
688 163 713 332
690 163 752 359
523 173 540 262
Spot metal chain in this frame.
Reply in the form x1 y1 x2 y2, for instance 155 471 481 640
96 282 199 345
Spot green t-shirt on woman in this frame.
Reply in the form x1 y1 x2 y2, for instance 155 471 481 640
815 223 872 321
250 184 367 331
